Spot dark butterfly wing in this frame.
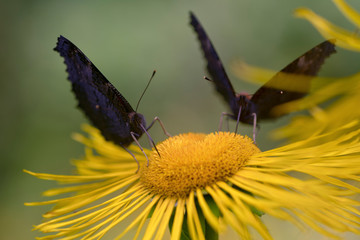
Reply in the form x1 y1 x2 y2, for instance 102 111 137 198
251 40 336 120
189 12 239 115
54 35 145 146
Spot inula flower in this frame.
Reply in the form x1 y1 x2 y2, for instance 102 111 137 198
27 1 360 239
26 123 360 239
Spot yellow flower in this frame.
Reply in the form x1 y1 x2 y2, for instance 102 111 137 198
26 124 360 239
295 0 360 51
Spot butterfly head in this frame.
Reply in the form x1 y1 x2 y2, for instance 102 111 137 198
236 94 257 125
128 111 146 134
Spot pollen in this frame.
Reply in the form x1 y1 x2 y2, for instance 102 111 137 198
140 132 260 198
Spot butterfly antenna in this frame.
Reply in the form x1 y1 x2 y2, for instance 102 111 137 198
204 76 213 82
135 70 156 112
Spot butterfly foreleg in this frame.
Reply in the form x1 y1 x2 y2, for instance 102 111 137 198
218 112 233 132
139 124 160 158
252 113 257 144
121 144 141 173
130 131 150 169
146 116 171 137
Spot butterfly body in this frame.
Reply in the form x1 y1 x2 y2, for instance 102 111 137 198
54 36 145 147
190 12 336 125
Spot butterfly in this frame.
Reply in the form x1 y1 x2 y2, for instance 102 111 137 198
54 35 146 147
189 12 336 125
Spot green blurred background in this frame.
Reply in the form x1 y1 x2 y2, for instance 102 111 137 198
2 0 360 239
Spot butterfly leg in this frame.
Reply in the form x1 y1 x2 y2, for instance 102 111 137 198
130 132 150 170
121 145 141 173
252 113 257 144
146 116 172 137
140 124 161 158
234 106 243 135
218 112 232 131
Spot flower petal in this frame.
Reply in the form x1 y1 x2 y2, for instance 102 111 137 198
333 0 360 27
295 8 360 51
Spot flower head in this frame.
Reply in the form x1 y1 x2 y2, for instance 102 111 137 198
140 132 259 199
26 124 360 239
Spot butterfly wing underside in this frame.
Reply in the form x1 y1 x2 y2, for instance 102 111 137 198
190 12 239 116
251 40 336 119
54 35 144 146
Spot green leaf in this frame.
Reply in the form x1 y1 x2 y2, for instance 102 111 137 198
147 204 156 219
203 194 221 218
168 207 192 240
250 205 265 217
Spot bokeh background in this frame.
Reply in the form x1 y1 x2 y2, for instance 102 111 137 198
2 0 360 239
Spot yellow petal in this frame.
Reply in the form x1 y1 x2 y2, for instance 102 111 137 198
295 8 360 51
333 0 360 27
